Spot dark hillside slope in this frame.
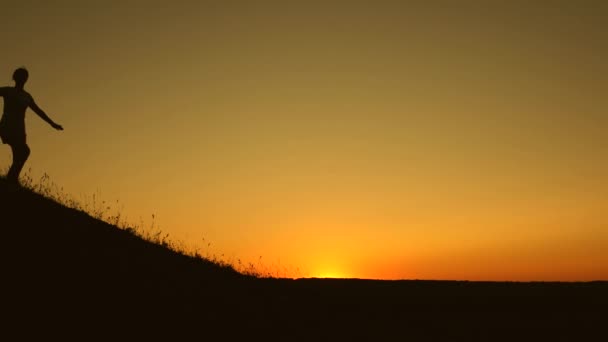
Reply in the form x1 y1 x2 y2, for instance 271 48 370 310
1 178 243 283
0 179 253 325
1 177 606 340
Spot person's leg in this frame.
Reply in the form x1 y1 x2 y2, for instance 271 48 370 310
6 143 30 183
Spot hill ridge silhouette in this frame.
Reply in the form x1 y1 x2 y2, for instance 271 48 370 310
1 176 244 283
2 176 606 340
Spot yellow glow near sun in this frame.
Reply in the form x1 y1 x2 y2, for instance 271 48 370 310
315 268 350 279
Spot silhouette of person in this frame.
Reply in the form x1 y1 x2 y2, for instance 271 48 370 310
0 67 63 184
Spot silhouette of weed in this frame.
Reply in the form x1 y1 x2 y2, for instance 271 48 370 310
7 169 297 278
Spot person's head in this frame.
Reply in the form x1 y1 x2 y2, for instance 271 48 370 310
13 67 29 86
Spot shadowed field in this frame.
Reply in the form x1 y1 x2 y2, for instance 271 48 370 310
1 177 605 340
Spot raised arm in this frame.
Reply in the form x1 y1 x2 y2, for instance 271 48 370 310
29 98 63 130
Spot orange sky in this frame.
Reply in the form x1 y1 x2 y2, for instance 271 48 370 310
2 1 607 280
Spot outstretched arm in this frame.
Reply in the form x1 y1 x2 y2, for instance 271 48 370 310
29 99 63 130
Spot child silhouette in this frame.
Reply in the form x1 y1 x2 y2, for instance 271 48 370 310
0 68 63 184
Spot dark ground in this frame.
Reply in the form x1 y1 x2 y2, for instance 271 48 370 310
1 178 605 341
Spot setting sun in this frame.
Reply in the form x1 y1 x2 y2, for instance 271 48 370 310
314 268 351 279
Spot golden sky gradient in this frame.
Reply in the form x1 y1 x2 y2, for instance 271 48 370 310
2 1 607 280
